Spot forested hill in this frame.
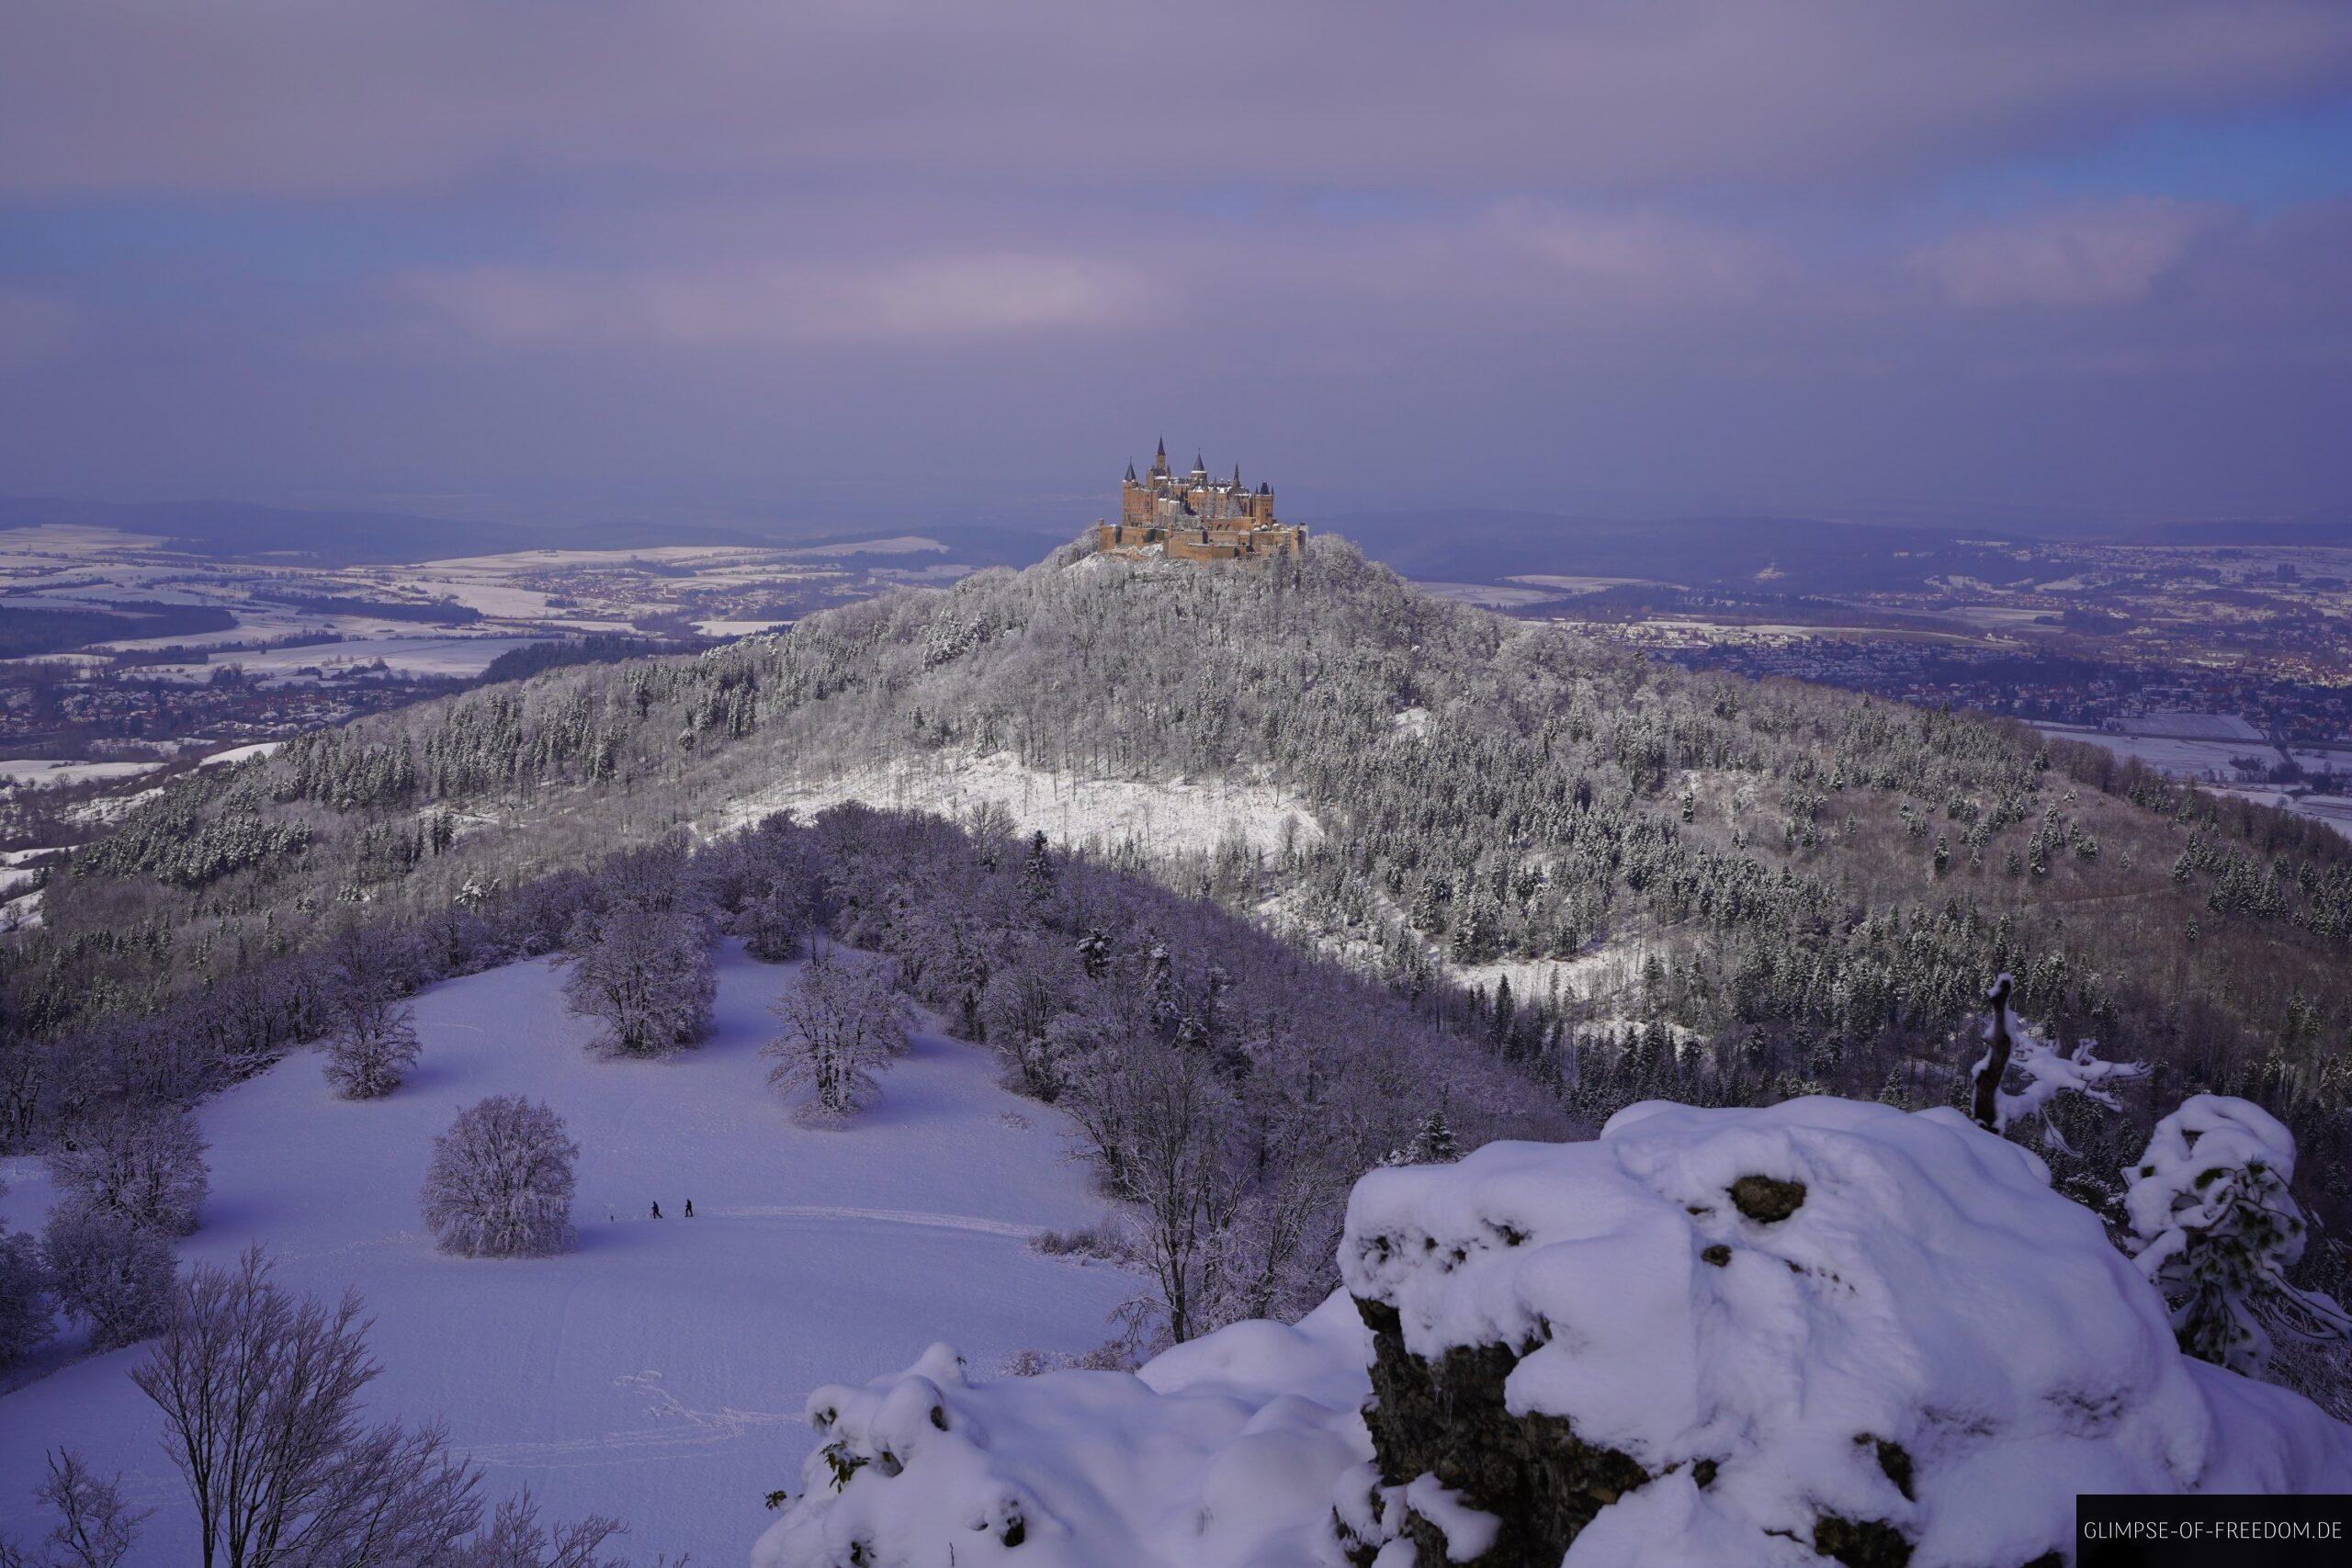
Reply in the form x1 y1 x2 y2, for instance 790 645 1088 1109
21 536 2352 1214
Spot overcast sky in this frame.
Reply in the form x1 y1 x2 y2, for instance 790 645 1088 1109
3 1 2350 532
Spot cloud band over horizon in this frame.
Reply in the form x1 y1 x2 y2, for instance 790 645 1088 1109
3 1 2350 527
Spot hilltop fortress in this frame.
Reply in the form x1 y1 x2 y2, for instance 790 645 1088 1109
1092 441 1306 562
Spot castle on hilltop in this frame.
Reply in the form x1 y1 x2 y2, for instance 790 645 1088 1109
1092 441 1306 562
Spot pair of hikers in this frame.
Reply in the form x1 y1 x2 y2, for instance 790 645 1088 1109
650 1199 694 1219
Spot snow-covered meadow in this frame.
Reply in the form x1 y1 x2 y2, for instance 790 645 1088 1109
722 750 1324 860
0 943 1131 1564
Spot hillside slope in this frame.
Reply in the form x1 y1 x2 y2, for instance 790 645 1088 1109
18 537 2352 1224
0 942 1132 1562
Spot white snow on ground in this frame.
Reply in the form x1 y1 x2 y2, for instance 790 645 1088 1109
0 888 38 931
211 634 557 679
782 536 947 558
724 751 1323 859
1454 937 1657 1009
2030 724 2273 781
762 1097 2352 1568
696 618 791 637
0 759 165 787
0 943 1130 1565
198 740 285 767
61 785 164 827
753 1295 1376 1568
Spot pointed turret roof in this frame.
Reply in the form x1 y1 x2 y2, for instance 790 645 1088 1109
1258 480 1270 494
1156 436 1167 458
1193 451 1206 472
1125 461 1137 482
1232 463 1242 487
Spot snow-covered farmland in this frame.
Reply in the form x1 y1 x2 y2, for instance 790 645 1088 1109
0 759 165 788
217 634 556 680
2031 723 2275 781
0 943 1130 1564
724 751 1324 859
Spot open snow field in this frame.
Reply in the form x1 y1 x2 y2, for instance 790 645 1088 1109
0 943 1130 1564
2030 723 2275 780
723 750 1324 858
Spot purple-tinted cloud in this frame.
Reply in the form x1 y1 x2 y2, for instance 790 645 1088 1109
1913 199 2217 308
1 2 2348 524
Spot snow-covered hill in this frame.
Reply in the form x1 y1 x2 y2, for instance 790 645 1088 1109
0 943 1131 1563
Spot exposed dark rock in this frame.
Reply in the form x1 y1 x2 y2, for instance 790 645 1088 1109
1730 1173 1807 1222
1702 1243 1733 1268
1864 1436 1916 1502
1815 1512 1914 1568
1355 1295 1650 1567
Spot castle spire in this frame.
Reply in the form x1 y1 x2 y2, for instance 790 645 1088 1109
1232 463 1242 489
1125 460 1137 482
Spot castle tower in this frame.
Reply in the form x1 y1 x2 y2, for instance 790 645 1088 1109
1121 460 1147 526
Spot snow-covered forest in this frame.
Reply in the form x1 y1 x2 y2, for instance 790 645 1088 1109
16 542 2349 1234
5 540 2352 1560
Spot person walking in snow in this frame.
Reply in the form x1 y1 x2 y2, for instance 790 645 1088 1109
684 1198 695 1217
650 1201 662 1219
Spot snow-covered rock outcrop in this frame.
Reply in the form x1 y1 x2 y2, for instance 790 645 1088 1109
753 1098 2352 1568
751 1301 1374 1568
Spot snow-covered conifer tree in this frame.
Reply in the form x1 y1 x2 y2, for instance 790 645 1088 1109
419 1096 578 1258
2125 1094 2351 1375
763 952 911 1123
1408 1110 1460 1164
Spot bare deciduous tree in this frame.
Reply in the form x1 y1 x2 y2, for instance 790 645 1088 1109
763 951 911 1123
130 1250 482 1568
0 1190 51 1369
40 1207 172 1351
419 1096 579 1258
43 1106 209 1236
562 904 714 1056
446 1490 632 1568
0 1450 148 1568
321 964 421 1100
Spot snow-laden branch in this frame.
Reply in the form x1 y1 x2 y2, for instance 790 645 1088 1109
1969 972 2147 1152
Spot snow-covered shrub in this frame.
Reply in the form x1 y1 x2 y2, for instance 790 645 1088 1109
40 1206 174 1351
418 1095 578 1258
561 903 715 1056
42 1105 209 1236
2126 1094 2351 1377
757 1098 2352 1568
321 960 422 1100
763 951 911 1123
0 1218 52 1369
